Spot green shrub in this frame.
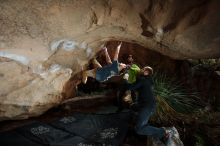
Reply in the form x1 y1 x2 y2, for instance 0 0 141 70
151 72 203 123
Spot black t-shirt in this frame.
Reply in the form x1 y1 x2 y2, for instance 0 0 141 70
127 75 156 108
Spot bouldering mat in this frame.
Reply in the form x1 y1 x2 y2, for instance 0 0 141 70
0 111 131 146
50 112 131 146
15 121 96 146
0 131 41 146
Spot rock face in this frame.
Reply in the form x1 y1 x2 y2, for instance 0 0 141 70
0 0 220 120
0 60 72 120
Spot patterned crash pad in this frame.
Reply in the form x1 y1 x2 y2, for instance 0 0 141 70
0 112 131 146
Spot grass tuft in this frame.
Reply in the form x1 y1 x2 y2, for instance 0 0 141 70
151 72 203 123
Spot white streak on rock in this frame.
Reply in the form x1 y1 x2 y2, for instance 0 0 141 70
39 72 48 79
155 28 164 42
86 47 93 57
33 64 45 74
50 39 79 52
49 64 61 73
39 64 66 79
50 40 64 51
80 41 88 49
63 40 78 51
0 51 29 65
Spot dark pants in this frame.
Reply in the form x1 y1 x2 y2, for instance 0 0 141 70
135 105 164 139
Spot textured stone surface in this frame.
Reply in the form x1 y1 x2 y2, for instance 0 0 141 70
0 60 72 120
0 0 219 120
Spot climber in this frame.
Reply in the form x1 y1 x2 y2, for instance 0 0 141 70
117 54 140 111
125 66 175 143
125 54 140 84
82 42 127 84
